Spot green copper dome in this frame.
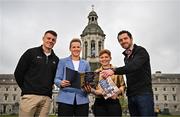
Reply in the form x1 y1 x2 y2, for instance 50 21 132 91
81 24 105 36
81 10 105 37
88 11 97 17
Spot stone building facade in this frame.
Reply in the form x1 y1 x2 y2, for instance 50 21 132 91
152 71 180 115
1 72 180 115
0 74 21 115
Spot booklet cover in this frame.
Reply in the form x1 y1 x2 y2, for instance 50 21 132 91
99 77 119 99
66 67 81 89
66 67 99 89
80 71 99 88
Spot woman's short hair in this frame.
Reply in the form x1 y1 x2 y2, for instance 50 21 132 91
99 49 111 57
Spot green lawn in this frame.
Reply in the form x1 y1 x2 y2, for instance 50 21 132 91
0 115 57 117
0 114 180 117
158 115 180 117
0 114 63 117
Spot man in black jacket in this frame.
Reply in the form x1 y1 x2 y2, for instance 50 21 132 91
101 30 155 116
14 30 59 117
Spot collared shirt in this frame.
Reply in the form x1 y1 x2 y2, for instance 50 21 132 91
125 44 134 58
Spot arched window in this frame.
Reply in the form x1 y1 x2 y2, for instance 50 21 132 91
4 94 8 101
92 17 94 22
91 40 95 57
85 41 88 59
98 41 102 53
13 95 16 101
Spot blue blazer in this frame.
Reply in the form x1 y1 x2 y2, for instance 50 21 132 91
54 56 91 105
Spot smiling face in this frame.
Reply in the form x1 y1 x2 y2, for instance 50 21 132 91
99 53 111 67
42 33 57 50
70 41 81 58
118 33 133 49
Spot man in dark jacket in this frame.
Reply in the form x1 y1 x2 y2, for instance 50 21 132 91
14 30 59 117
101 30 155 116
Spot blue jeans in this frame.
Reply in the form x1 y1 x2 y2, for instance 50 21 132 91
128 93 155 116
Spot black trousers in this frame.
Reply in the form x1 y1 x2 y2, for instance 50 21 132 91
57 101 89 117
93 98 122 117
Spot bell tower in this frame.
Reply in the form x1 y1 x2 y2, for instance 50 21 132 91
81 5 106 71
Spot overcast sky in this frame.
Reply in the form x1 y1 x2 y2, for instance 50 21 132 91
0 0 180 74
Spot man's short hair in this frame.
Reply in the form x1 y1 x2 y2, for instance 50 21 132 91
117 30 132 40
44 30 57 37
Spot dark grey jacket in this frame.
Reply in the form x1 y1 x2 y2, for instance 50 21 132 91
14 46 59 97
114 44 153 96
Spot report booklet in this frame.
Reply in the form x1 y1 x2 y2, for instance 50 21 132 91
66 67 99 89
99 77 119 99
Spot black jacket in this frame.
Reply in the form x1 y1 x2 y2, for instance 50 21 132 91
14 46 59 97
114 44 153 96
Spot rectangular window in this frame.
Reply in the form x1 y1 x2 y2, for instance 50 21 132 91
173 95 176 101
4 95 8 101
164 95 167 101
155 95 158 101
13 95 16 101
155 88 157 91
174 105 177 110
164 103 168 108
163 88 166 91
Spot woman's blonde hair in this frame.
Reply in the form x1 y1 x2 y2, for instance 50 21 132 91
69 38 81 49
